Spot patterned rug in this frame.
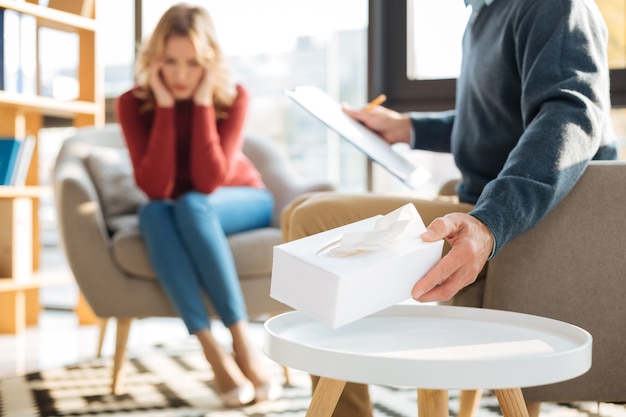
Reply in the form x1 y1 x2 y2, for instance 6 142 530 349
1 338 625 417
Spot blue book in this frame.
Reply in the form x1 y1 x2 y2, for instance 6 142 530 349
0 8 21 92
0 138 22 185
10 135 34 185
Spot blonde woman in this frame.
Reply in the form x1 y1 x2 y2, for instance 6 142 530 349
116 3 281 408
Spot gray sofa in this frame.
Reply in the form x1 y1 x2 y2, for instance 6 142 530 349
52 123 334 393
401 163 626 412
483 161 626 405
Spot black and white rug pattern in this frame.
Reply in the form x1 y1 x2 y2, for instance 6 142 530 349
1 339 625 417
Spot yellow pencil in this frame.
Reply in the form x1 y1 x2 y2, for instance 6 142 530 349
364 94 387 112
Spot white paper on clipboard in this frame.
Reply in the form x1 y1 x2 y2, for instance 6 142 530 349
285 85 429 189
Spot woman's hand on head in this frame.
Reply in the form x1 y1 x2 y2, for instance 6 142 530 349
343 103 412 145
149 60 175 107
193 67 215 106
412 212 494 303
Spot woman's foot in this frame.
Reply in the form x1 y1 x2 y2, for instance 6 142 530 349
220 380 255 408
230 321 283 402
211 353 256 407
195 329 255 407
253 380 283 402
233 351 283 402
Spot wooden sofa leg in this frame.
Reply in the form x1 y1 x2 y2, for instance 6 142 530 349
111 318 132 395
96 318 109 357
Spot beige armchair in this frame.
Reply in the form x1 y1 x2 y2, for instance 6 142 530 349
482 161 626 413
52 124 334 394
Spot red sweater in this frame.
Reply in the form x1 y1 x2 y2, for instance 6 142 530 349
116 84 264 200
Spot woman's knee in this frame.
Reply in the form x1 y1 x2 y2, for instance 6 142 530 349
139 201 171 227
176 191 216 218
177 191 209 207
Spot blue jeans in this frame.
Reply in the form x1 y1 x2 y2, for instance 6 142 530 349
138 187 274 334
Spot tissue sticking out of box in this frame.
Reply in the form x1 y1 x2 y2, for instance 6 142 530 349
322 203 426 257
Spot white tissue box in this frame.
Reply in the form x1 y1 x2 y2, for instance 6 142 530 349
270 206 444 328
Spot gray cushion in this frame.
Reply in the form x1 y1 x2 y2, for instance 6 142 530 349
111 227 155 280
111 225 282 281
227 228 283 277
84 147 148 231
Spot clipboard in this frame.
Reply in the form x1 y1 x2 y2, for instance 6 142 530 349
285 86 428 189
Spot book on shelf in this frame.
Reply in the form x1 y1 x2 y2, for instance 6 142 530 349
0 137 36 186
10 136 35 186
38 27 79 100
0 7 20 92
0 8 37 94
20 13 37 95
0 138 22 185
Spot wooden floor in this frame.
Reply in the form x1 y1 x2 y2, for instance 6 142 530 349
0 307 192 379
0 244 261 380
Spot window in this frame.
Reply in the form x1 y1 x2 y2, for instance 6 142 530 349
407 0 470 81
370 0 626 110
598 1 626 70
97 0 135 100
597 0 626 156
369 0 456 112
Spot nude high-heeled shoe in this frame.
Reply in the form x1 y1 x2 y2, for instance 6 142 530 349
255 381 283 402
220 381 255 408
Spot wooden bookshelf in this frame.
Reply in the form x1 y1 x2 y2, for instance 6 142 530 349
0 90 99 117
0 0 96 31
0 185 51 198
0 0 103 333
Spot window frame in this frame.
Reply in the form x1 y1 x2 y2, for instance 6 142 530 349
368 0 626 111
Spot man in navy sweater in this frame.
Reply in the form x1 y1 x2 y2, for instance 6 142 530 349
281 0 617 415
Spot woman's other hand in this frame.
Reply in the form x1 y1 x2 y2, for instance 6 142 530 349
194 67 215 106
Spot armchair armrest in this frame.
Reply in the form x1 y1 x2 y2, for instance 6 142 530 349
243 134 335 227
52 140 132 315
53 142 109 251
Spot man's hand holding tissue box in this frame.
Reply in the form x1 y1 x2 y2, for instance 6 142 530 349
270 203 446 328
416 209 495 302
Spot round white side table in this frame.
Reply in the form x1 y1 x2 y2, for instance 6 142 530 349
264 304 592 417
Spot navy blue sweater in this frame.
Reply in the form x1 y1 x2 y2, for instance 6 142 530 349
410 0 617 256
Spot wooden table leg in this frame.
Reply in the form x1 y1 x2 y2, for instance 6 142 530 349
305 377 346 417
495 388 530 417
458 390 483 417
526 401 542 417
418 389 449 417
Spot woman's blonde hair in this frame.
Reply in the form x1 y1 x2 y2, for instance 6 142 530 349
134 3 236 117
